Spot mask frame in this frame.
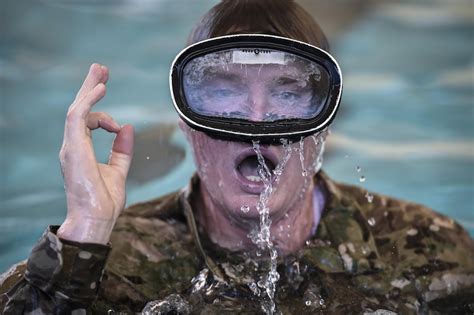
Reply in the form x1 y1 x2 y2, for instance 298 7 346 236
170 34 342 143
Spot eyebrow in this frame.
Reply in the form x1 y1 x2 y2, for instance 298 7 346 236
274 76 300 85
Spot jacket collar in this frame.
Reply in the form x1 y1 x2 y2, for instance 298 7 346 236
180 170 382 276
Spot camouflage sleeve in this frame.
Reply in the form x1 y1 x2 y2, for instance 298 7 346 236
1 225 111 314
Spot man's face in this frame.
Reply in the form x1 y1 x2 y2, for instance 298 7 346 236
181 123 327 227
179 56 328 229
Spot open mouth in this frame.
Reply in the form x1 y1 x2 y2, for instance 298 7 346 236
234 149 278 193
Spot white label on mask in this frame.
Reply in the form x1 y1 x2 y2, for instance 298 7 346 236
232 50 286 65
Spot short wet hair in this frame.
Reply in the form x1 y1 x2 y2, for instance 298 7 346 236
188 0 330 51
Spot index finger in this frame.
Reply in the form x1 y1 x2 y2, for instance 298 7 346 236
75 63 108 101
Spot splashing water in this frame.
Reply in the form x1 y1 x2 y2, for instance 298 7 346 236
250 140 292 315
294 138 311 200
350 162 374 203
311 134 325 173
272 139 292 179
299 137 308 177
244 135 324 313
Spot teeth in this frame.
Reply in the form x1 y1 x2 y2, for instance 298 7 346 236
245 175 262 182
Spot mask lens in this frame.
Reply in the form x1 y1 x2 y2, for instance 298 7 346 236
182 48 330 122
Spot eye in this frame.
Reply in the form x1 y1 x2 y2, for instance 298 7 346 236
275 91 300 103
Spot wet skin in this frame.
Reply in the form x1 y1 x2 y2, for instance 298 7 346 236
57 63 135 244
180 122 328 256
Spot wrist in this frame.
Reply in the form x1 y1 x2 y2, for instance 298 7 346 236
57 215 115 245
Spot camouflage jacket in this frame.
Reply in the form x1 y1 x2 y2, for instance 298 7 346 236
1 171 473 314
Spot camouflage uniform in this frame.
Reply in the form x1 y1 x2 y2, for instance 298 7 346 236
1 171 473 314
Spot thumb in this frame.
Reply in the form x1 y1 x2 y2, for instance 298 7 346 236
109 124 134 178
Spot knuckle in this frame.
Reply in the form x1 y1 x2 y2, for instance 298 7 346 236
98 112 110 120
86 84 105 103
66 109 78 122
58 149 67 164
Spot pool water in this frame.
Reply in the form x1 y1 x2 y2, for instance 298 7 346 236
1 0 472 273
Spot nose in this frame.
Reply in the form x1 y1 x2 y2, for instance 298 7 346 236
247 84 268 122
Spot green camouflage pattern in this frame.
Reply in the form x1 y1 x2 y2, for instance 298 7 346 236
0 226 110 314
1 170 473 314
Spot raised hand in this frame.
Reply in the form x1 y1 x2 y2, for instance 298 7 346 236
57 63 134 244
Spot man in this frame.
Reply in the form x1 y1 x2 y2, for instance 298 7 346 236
1 0 473 314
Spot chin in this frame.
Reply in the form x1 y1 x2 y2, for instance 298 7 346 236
224 190 292 224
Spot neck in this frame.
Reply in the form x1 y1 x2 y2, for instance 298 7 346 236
194 180 318 256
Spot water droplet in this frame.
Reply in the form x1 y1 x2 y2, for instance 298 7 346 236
319 298 325 305
356 166 361 172
305 300 312 306
365 192 374 203
240 205 250 213
305 240 311 246
368 217 376 226
359 175 366 182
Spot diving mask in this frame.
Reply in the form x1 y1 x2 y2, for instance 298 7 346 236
170 34 342 143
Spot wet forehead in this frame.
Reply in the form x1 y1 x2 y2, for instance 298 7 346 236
204 63 310 85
